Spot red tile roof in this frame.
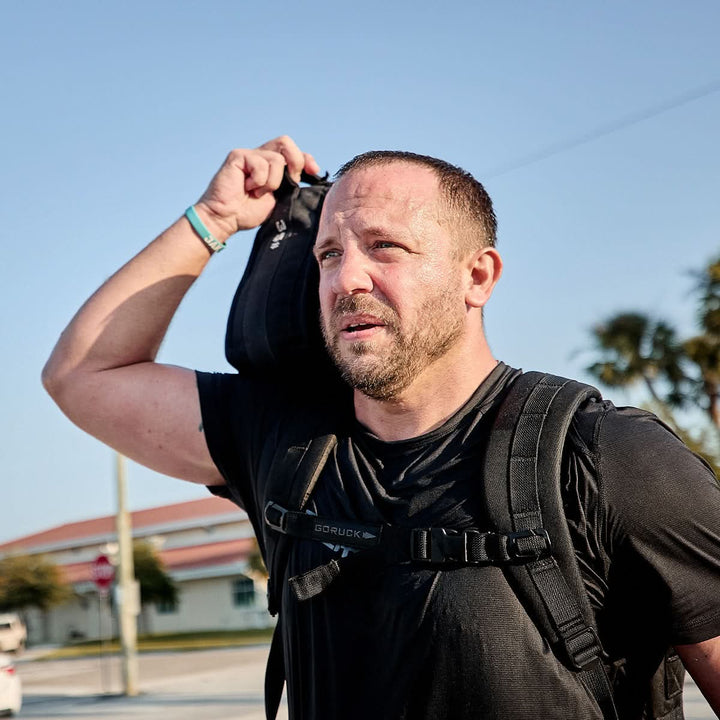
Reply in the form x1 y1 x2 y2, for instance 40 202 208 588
61 538 256 584
160 537 255 571
0 496 243 553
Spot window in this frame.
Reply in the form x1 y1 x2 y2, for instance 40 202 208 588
232 576 255 607
156 599 179 614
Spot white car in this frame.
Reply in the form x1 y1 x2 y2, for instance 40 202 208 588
0 653 21 716
0 616 25 654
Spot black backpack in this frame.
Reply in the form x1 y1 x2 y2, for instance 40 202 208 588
224 179 685 720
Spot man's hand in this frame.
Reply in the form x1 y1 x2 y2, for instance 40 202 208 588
194 135 321 242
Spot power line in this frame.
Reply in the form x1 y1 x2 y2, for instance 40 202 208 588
483 78 720 179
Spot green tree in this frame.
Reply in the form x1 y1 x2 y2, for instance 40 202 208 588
0 553 71 613
685 255 720 430
132 541 178 634
586 312 685 425
586 255 720 473
133 541 177 608
247 537 268 579
684 334 720 429
0 553 72 643
693 255 720 335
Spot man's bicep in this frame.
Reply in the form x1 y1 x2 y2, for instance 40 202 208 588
676 636 720 713
59 362 224 486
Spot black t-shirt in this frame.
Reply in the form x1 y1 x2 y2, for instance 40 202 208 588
197 363 720 720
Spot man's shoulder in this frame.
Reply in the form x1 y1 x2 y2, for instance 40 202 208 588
562 389 715 524
568 394 682 460
198 369 348 407
196 369 352 439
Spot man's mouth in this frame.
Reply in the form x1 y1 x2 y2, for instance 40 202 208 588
339 315 386 337
345 322 379 332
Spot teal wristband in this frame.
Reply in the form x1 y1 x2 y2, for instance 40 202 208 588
184 206 226 253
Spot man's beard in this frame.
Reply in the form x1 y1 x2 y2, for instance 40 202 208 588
321 290 464 401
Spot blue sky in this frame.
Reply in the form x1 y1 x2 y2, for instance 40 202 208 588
2 1 719 543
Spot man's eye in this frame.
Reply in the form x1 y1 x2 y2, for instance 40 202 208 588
318 249 340 263
374 241 399 250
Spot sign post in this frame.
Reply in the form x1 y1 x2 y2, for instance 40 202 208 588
116 453 139 696
92 554 115 693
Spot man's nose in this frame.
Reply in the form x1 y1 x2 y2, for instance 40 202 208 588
331 247 373 296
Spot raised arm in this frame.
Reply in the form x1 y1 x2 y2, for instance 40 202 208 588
42 136 319 486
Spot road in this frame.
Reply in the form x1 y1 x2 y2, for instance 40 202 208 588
14 645 715 719
17 646 287 720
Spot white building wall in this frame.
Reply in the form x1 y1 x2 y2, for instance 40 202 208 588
25 591 113 645
25 574 272 645
147 576 271 635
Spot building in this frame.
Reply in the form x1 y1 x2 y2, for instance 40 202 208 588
0 497 272 645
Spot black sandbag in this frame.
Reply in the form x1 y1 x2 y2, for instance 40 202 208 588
225 172 342 388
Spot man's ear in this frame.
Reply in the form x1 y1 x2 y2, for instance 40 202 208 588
465 247 503 308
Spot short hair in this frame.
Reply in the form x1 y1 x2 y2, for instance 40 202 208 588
334 151 497 254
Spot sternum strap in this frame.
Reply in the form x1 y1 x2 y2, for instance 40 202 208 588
264 501 552 601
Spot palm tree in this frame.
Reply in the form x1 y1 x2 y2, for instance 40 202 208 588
586 259 720 472
693 255 720 334
685 256 720 430
586 312 686 413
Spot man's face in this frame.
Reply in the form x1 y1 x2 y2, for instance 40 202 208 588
313 163 468 400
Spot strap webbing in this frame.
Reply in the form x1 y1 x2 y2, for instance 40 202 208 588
264 618 285 720
264 434 337 720
493 372 618 719
288 559 341 600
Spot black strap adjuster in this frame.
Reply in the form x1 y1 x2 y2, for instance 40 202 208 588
560 624 603 671
264 501 289 533
506 528 551 560
411 527 552 565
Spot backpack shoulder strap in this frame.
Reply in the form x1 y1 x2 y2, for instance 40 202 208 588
263 431 338 720
483 371 619 719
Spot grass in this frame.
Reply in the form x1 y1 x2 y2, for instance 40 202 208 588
38 627 275 660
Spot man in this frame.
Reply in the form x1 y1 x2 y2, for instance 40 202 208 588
43 136 720 718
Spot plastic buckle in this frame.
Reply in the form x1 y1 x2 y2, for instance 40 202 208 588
429 528 454 562
411 528 464 563
507 528 551 560
264 501 288 533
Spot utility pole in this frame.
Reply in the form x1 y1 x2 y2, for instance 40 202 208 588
115 452 139 696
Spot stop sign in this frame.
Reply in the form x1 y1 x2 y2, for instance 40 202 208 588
92 554 115 594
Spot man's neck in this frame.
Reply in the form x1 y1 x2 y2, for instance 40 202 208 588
353 352 499 441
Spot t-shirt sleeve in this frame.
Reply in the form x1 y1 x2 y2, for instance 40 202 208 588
195 370 263 512
598 406 720 645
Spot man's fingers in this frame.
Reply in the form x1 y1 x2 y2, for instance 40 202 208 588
242 152 286 197
242 154 270 193
258 135 314 182
246 154 286 198
262 156 286 195
302 152 321 177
